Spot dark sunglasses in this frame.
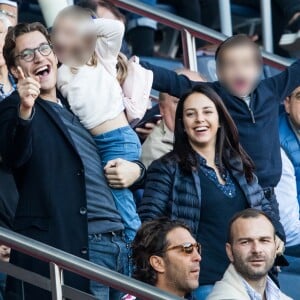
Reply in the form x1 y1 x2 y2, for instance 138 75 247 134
165 242 201 255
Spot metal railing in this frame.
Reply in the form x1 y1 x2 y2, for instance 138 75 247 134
0 227 181 300
219 0 274 53
111 0 292 71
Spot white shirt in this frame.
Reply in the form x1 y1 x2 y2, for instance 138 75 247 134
275 148 300 247
57 18 125 130
242 276 284 300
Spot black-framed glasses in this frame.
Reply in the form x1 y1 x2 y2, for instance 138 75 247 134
15 43 53 62
165 242 201 255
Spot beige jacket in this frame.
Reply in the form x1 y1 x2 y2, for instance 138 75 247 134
207 264 293 300
141 120 174 168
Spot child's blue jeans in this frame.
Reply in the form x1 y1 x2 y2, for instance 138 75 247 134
94 126 142 242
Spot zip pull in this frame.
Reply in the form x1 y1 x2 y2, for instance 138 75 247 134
249 107 256 124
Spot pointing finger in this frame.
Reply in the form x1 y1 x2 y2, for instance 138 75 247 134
17 66 26 80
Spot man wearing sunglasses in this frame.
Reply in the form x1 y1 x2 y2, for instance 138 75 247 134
207 209 291 300
130 218 201 299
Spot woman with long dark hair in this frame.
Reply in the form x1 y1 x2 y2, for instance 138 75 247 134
139 84 284 299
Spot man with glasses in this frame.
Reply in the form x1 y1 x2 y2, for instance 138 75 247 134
129 218 201 299
207 209 291 300
0 22 145 300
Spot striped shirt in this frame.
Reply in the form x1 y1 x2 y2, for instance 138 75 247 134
242 276 280 300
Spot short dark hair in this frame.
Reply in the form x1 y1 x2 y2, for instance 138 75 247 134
3 22 51 70
227 208 275 244
132 218 191 286
215 34 262 67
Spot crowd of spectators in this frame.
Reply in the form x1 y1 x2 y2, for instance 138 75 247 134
0 1 300 300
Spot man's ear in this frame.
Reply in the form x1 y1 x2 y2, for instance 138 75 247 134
284 97 291 114
10 66 19 80
149 255 165 274
226 243 234 263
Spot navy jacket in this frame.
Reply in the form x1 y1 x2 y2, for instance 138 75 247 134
139 152 285 241
142 60 300 188
0 92 91 299
279 113 300 206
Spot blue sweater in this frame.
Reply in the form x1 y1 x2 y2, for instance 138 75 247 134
142 60 300 188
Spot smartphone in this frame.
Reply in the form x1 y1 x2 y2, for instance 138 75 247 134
134 114 162 129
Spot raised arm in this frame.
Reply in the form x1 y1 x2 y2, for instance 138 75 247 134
141 61 196 97
88 18 125 61
138 158 174 222
262 59 300 101
0 67 40 168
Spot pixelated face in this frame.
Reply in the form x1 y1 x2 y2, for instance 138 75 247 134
182 92 220 151
226 216 276 281
217 44 261 97
51 15 96 67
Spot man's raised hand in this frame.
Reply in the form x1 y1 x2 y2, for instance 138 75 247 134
16 66 40 120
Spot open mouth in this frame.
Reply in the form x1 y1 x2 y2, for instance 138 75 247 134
194 126 208 133
34 65 51 79
233 78 248 90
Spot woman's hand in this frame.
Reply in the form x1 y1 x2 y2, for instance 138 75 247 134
104 158 141 188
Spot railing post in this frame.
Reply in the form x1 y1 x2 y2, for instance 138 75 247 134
49 262 63 300
181 29 198 72
260 0 273 53
218 0 233 36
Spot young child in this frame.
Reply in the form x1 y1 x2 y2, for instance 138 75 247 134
142 34 300 199
52 6 144 243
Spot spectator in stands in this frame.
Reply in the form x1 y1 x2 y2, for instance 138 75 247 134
131 218 201 299
126 0 157 56
0 22 145 300
0 10 18 300
0 0 17 26
275 149 300 248
141 69 205 168
142 34 300 214
139 84 285 300
232 0 300 57
76 0 131 57
207 209 292 300
279 86 300 206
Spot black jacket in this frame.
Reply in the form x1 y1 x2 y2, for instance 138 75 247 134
0 92 91 299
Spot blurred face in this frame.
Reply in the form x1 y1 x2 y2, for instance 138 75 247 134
156 227 201 296
217 45 261 97
52 16 96 67
12 31 58 95
183 93 219 151
285 86 300 130
226 216 276 282
0 4 17 26
159 94 179 132
0 20 8 67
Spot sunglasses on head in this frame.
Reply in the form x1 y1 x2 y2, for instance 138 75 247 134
165 242 201 255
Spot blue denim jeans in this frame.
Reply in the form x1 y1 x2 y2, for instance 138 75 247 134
192 285 214 300
88 232 129 300
94 126 142 242
0 272 5 300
